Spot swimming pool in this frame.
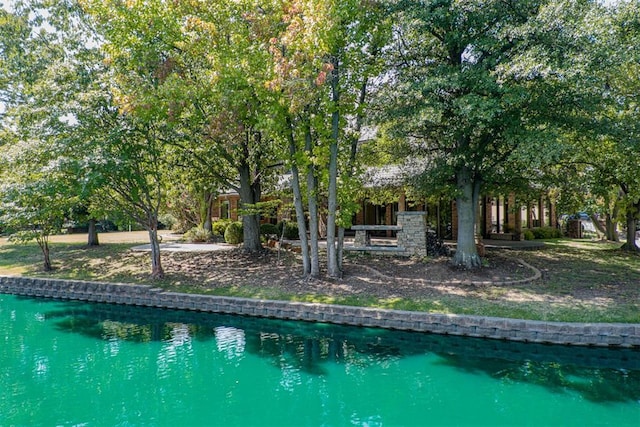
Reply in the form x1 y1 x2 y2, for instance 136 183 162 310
1 294 638 426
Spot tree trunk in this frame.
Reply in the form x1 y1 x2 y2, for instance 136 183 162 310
238 160 262 252
337 66 370 272
451 168 482 269
87 218 99 246
147 225 164 279
326 139 339 277
305 120 320 278
287 115 310 276
605 214 618 241
202 191 214 234
326 54 341 278
43 244 52 271
606 201 620 242
622 205 639 252
590 214 606 240
337 227 345 272
291 165 310 276
38 236 52 271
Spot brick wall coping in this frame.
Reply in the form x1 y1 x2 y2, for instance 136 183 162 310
1 275 638 348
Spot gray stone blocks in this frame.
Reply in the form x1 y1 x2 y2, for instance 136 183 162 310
1 275 638 348
397 211 428 257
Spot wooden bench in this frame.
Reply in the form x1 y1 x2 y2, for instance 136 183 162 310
347 225 405 255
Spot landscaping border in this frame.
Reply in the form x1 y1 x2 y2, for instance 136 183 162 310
1 275 638 348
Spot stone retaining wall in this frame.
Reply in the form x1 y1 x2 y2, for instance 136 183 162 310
1 275 638 348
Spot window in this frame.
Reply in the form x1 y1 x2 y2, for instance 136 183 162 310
221 201 230 220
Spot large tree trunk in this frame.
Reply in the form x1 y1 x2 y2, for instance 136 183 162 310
605 213 619 241
590 214 606 240
87 218 99 246
202 191 214 234
238 160 262 252
451 167 482 269
622 204 639 252
147 221 164 279
287 116 310 276
305 120 320 278
607 200 621 241
326 55 341 278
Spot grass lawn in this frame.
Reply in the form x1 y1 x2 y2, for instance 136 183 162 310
0 232 638 323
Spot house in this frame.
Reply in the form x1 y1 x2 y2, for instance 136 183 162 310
210 166 558 242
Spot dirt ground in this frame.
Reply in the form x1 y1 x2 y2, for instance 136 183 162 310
157 247 538 300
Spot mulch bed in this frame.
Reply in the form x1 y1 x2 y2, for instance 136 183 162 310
159 248 536 300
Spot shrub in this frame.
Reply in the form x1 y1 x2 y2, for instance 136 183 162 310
531 227 562 239
158 214 178 231
523 229 535 241
260 223 279 237
426 231 450 257
212 219 232 236
183 227 213 243
276 221 299 240
224 221 244 244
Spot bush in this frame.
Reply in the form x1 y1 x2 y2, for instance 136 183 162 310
224 221 244 244
183 227 213 243
260 223 279 237
213 219 232 236
276 221 299 240
523 229 535 241
158 214 178 231
426 231 450 257
531 227 562 239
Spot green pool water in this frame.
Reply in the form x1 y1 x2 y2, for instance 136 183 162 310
1 294 639 426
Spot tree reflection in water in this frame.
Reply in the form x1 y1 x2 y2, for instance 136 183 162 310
42 298 640 403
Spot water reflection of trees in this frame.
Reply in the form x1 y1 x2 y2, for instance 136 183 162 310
44 299 640 403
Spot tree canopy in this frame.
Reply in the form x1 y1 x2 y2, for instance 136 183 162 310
1 0 638 279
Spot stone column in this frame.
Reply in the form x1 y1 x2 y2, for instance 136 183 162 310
397 211 428 257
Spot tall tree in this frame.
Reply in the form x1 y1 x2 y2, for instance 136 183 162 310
380 0 595 268
74 0 182 277
266 0 336 277
0 0 100 268
0 135 77 271
543 0 640 250
599 0 640 251
82 0 287 252
267 0 390 277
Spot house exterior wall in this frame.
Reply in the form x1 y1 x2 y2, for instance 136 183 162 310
209 188 556 242
212 194 240 221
